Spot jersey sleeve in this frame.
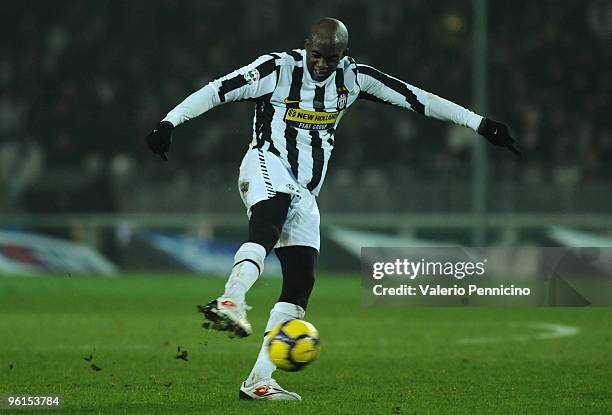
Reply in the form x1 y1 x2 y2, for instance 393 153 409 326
356 64 483 131
162 54 279 127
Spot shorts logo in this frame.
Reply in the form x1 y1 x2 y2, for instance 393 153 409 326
244 69 260 85
239 180 250 194
284 107 339 131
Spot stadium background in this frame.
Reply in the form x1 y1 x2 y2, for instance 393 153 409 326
2 1 612 413
2 1 612 256
3 1 611 271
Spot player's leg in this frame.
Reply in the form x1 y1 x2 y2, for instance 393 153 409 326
240 191 320 400
276 246 317 309
240 246 317 400
246 246 317 378
199 194 290 337
199 148 301 337
223 193 291 302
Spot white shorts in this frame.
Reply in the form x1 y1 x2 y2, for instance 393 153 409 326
238 148 320 251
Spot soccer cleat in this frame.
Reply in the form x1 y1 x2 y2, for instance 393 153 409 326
238 378 301 401
197 298 252 337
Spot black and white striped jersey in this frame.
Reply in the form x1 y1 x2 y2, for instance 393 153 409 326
163 49 483 195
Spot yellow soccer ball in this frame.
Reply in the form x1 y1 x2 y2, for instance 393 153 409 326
267 319 320 372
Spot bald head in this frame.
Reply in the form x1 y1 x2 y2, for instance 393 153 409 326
309 18 349 51
304 18 349 81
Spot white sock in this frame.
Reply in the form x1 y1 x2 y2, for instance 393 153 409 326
222 242 266 303
246 302 305 384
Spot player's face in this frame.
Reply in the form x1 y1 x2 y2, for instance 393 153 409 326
304 39 345 81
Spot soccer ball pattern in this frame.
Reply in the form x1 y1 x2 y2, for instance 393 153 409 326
267 319 320 372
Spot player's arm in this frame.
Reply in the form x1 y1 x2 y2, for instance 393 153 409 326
146 55 279 161
356 64 520 156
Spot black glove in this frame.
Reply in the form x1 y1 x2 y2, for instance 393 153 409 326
478 118 521 157
146 121 174 161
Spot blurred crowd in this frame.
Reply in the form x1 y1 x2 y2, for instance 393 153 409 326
1 0 611 211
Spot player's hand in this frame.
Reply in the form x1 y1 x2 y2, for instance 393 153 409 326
477 118 521 157
146 121 174 161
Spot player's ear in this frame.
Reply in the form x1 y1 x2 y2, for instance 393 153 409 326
343 47 349 57
304 38 311 50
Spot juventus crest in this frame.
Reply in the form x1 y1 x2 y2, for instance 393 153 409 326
336 86 348 110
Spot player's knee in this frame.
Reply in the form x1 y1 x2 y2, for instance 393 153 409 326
248 193 291 253
248 224 281 253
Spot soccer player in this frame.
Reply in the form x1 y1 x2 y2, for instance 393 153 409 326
146 18 519 400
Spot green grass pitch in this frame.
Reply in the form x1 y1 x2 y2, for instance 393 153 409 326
1 274 611 414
